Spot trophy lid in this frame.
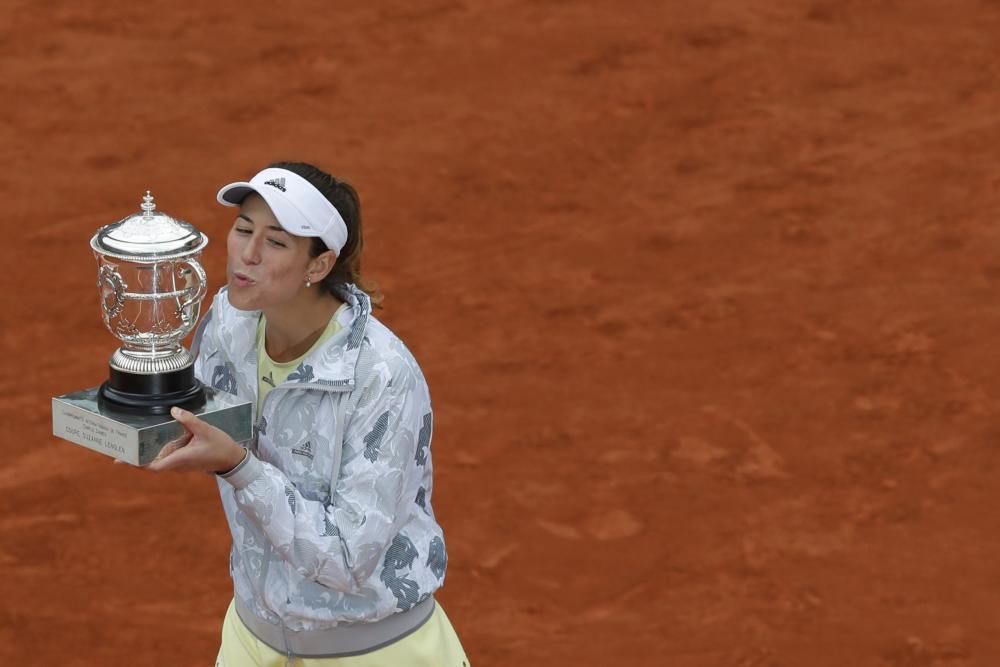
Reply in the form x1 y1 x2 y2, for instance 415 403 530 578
90 191 208 261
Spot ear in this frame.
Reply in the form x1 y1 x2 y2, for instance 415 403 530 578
306 249 338 283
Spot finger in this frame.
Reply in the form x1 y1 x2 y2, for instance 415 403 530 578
160 432 193 456
148 433 193 466
171 406 213 435
146 443 202 473
152 444 180 465
146 449 183 472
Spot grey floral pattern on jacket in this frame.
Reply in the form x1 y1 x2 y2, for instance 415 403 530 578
192 284 446 631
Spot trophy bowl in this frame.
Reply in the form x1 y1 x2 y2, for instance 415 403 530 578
90 191 209 414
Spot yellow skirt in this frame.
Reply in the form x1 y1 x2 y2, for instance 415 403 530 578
215 599 470 667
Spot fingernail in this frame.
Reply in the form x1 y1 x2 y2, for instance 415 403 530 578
171 407 182 417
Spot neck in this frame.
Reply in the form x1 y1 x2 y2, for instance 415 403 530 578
263 290 344 362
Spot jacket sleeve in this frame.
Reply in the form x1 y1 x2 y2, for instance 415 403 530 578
219 355 429 594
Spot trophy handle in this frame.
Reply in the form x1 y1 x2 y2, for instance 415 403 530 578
98 264 126 319
176 259 207 326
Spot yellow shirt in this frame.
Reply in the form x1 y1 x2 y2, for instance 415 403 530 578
256 304 347 415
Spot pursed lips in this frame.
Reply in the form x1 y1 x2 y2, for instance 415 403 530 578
233 271 257 284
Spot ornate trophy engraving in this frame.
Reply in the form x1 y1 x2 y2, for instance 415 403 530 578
52 192 253 465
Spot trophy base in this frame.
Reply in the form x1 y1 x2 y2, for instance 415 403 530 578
100 364 205 415
99 380 206 415
53 386 254 466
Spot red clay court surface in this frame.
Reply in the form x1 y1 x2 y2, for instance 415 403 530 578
3 1 1000 665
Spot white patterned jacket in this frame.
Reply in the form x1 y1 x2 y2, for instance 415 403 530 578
193 284 447 631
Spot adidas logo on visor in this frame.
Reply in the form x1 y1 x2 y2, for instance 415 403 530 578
264 177 287 192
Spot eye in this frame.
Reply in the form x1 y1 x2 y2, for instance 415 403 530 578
267 238 287 248
234 226 252 235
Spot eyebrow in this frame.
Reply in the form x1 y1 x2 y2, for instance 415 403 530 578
237 213 289 234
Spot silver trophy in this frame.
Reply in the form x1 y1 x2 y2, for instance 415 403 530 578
92 191 208 412
52 192 252 465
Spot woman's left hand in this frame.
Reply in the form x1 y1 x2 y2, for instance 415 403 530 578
145 407 247 474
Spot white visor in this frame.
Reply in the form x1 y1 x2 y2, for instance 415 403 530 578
216 167 348 255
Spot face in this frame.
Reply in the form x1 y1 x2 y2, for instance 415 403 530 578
225 193 314 312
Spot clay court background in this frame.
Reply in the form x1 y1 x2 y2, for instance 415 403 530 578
3 0 1000 665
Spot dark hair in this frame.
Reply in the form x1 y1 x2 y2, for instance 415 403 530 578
267 160 384 309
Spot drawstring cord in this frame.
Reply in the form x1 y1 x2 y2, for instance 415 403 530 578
281 613 296 666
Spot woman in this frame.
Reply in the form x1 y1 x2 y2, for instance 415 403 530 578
146 162 469 666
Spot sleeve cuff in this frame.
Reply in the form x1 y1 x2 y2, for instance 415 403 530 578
217 449 261 489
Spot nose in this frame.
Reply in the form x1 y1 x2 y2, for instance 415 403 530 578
240 233 262 266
